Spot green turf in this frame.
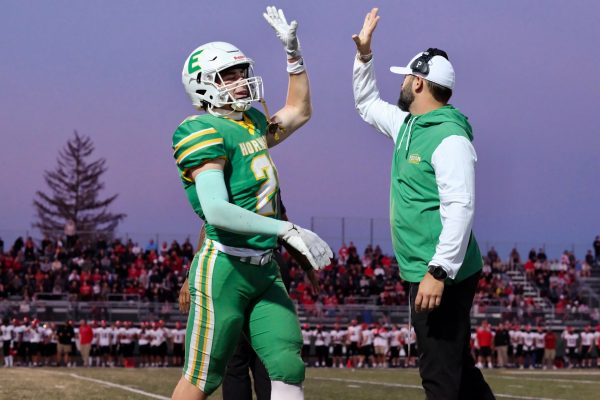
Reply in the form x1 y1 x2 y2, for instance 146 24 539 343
1 367 599 399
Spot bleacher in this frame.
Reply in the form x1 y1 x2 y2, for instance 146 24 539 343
1 233 599 329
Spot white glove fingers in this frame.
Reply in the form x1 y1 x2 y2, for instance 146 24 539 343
306 254 322 270
318 254 330 269
277 8 289 26
289 20 298 35
268 6 279 21
326 245 334 259
312 240 330 268
263 12 275 28
311 248 326 265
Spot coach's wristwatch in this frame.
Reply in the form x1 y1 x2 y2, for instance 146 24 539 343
428 265 448 281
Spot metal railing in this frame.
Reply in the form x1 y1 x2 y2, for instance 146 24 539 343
2 298 595 329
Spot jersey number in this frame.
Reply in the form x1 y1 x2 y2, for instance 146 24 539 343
250 154 277 216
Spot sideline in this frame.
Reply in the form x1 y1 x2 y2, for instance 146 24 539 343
312 377 567 400
493 374 600 385
38 369 170 400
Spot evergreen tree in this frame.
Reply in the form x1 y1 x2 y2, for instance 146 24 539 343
33 131 126 239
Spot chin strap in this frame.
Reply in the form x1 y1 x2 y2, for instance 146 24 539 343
231 100 252 112
207 104 239 119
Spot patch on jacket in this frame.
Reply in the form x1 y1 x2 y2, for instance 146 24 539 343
408 154 422 164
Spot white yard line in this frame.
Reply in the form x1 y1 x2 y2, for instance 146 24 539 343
312 377 567 400
38 370 170 400
501 370 600 376
67 373 170 399
494 374 600 385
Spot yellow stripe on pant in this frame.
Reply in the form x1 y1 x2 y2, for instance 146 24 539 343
183 242 209 383
184 241 217 390
197 240 217 388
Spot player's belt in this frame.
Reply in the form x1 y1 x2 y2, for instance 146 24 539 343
210 240 273 266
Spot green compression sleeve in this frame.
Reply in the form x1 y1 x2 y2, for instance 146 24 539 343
195 169 289 237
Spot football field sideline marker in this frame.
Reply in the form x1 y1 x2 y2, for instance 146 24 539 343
501 370 600 376
312 377 567 400
67 373 170 399
37 370 170 400
494 374 600 385
500 369 600 376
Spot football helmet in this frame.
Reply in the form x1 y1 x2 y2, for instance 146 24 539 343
182 41 263 112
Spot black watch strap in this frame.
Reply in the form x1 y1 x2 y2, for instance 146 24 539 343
428 265 448 281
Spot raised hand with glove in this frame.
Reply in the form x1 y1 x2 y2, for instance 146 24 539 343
263 6 304 74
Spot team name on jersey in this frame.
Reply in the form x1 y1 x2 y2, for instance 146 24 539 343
239 137 268 156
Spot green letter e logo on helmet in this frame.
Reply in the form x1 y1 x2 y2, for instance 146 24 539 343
188 50 203 74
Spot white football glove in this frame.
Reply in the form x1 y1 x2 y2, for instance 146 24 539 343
263 6 301 59
280 223 333 270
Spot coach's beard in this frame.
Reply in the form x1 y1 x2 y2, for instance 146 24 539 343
397 87 414 112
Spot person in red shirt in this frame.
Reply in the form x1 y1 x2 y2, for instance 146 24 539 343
476 321 494 368
338 243 349 265
78 320 94 367
543 328 556 370
79 281 92 300
524 259 535 279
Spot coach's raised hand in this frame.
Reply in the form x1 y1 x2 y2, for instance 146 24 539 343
352 7 380 60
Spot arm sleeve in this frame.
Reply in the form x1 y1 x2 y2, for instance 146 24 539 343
195 169 289 237
429 135 477 280
352 56 407 142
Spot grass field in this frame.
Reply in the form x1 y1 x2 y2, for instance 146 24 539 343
1 367 599 399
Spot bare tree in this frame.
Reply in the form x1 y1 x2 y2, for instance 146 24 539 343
33 131 126 239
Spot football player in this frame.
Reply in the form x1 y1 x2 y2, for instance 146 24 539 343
171 322 186 367
1 318 14 367
329 323 347 368
170 6 332 400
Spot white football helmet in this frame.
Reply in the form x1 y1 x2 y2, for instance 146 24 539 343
182 41 263 112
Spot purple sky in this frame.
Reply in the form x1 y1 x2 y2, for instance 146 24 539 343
1 1 598 258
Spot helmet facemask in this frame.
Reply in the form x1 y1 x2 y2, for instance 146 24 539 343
199 64 263 113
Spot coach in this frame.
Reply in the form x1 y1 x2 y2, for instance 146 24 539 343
351 8 494 400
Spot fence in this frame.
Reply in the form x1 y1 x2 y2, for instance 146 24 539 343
308 217 591 260
310 217 393 255
1 298 597 329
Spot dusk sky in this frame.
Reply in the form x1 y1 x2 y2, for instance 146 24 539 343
1 1 598 258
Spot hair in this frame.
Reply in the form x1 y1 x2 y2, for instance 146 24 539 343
425 80 452 103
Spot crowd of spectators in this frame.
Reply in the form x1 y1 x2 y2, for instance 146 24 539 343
0 235 194 303
1 234 599 319
286 242 405 309
520 245 599 318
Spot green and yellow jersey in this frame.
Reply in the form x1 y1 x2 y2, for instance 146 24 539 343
172 107 280 250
